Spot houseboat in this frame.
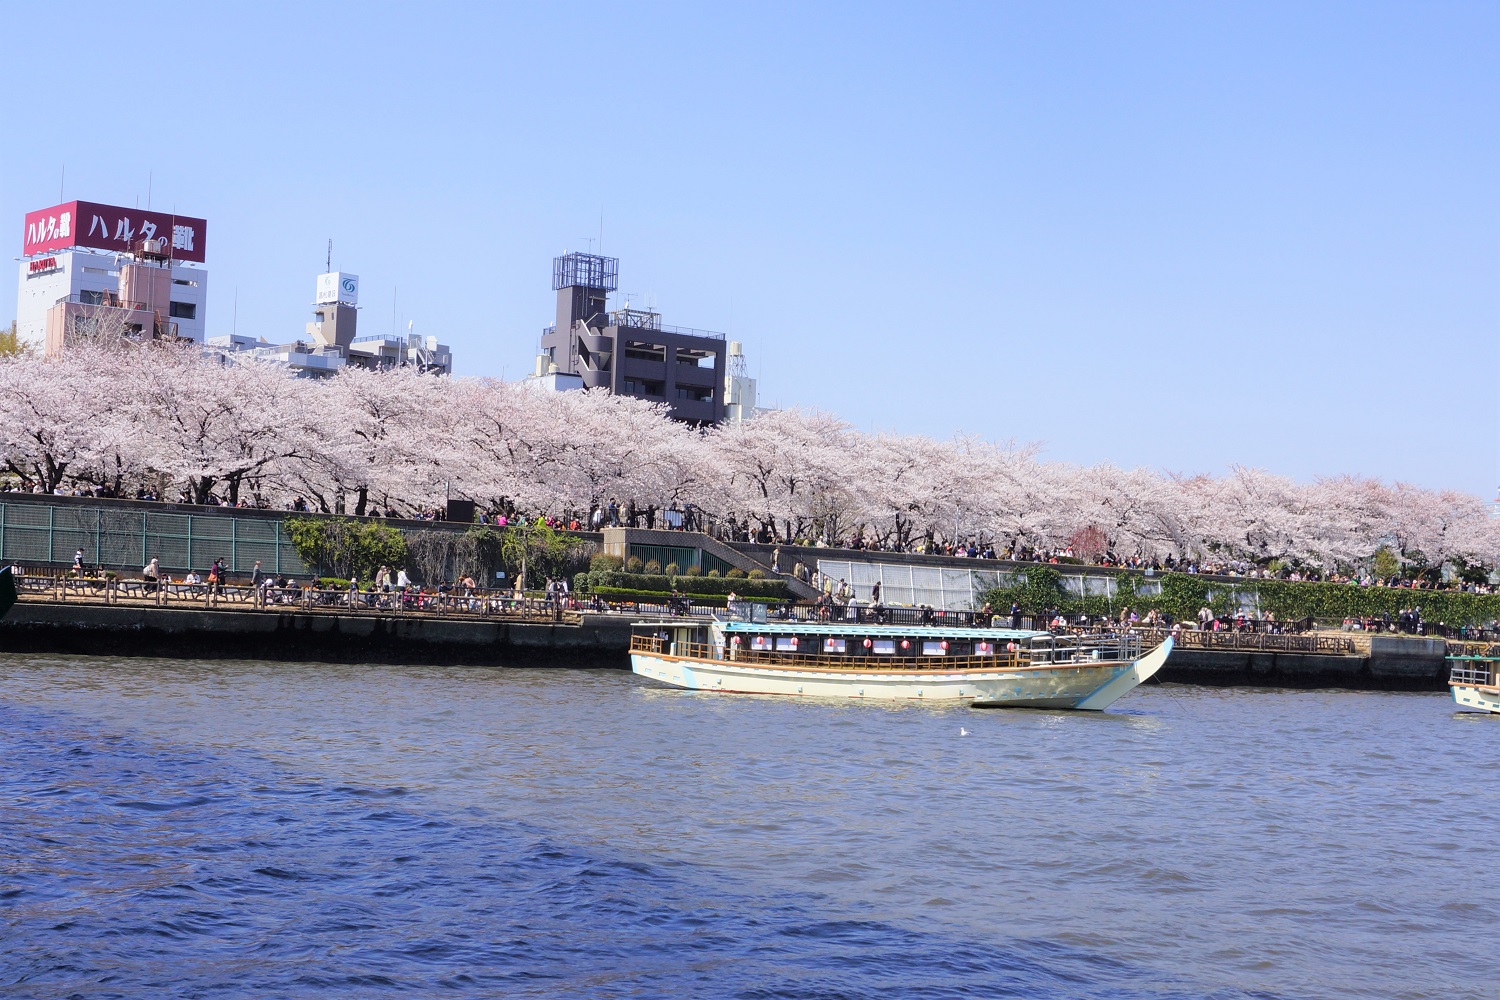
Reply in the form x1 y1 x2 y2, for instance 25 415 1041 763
630 608 1172 711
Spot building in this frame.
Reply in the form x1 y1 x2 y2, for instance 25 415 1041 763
17 201 207 353
206 269 452 377
538 253 726 423
723 340 758 424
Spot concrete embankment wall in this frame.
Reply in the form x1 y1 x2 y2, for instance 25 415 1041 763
0 604 1450 689
0 604 636 669
1158 636 1449 691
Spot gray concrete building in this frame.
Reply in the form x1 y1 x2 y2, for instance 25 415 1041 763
538 253 726 424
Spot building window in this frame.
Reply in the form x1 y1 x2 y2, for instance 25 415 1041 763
169 301 197 319
623 341 666 362
79 290 104 305
623 379 663 397
676 387 713 403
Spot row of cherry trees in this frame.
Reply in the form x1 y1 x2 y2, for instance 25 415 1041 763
0 344 1492 572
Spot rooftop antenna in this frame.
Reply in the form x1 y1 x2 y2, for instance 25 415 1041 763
326 239 332 273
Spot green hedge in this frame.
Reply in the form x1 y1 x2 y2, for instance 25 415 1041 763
575 570 789 600
981 568 1500 626
591 587 781 606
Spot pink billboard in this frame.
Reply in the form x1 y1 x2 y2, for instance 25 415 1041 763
22 200 207 263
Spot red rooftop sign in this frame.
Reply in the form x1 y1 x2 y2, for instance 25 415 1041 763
22 200 207 263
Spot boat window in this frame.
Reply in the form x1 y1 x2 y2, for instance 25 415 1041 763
824 638 846 654
872 639 896 655
751 636 772 651
775 637 800 652
922 641 948 656
975 641 995 656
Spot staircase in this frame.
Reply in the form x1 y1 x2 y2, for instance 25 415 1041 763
600 528 822 601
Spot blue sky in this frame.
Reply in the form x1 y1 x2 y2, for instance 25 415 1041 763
2 2 1495 496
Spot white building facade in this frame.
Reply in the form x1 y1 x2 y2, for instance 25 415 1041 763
16 250 207 347
16 200 209 350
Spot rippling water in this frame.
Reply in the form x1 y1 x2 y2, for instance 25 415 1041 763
0 654 1495 999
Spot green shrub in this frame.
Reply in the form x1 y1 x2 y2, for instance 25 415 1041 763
577 570 790 600
664 562 680 576
746 568 765 579
726 568 746 579
643 559 661 574
592 586 781 606
706 569 720 578
590 553 624 573
286 516 409 581
683 565 702 576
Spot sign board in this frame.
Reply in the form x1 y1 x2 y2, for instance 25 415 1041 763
26 257 59 277
22 201 207 263
316 271 359 305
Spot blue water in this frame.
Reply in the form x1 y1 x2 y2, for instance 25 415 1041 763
0 656 1495 998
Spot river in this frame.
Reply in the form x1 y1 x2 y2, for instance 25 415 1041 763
0 654 1494 999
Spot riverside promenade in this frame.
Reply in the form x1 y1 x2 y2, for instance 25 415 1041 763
0 588 1453 690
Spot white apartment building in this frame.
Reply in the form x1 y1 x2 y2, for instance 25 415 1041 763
16 200 209 351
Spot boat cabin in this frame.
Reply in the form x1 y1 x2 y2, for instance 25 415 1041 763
630 616 1141 669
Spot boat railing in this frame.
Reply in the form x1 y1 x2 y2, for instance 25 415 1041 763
630 635 1135 671
1449 659 1496 688
1027 631 1142 664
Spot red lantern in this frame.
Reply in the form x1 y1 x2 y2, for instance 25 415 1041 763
732 636 741 645
789 637 798 647
940 641 948 650
978 642 989 652
900 640 910 650
863 638 873 648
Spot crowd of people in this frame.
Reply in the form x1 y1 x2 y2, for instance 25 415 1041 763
9 479 1494 599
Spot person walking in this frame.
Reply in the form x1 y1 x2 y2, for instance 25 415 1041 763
142 557 160 593
73 548 84 577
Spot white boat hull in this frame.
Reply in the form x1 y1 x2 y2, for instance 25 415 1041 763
1451 684 1500 714
631 638 1172 712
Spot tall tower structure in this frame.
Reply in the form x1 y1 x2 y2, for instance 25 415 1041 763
540 252 617 384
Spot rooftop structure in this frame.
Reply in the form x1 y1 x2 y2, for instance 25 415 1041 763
208 269 452 377
538 252 726 423
17 200 208 353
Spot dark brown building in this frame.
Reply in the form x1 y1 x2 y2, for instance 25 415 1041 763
539 253 726 424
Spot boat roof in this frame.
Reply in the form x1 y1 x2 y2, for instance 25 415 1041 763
633 617 1056 641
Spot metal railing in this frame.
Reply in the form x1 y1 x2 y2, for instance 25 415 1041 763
630 635 1140 670
22 577 582 625
631 636 1028 672
1134 627 1355 655
1448 661 1496 688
